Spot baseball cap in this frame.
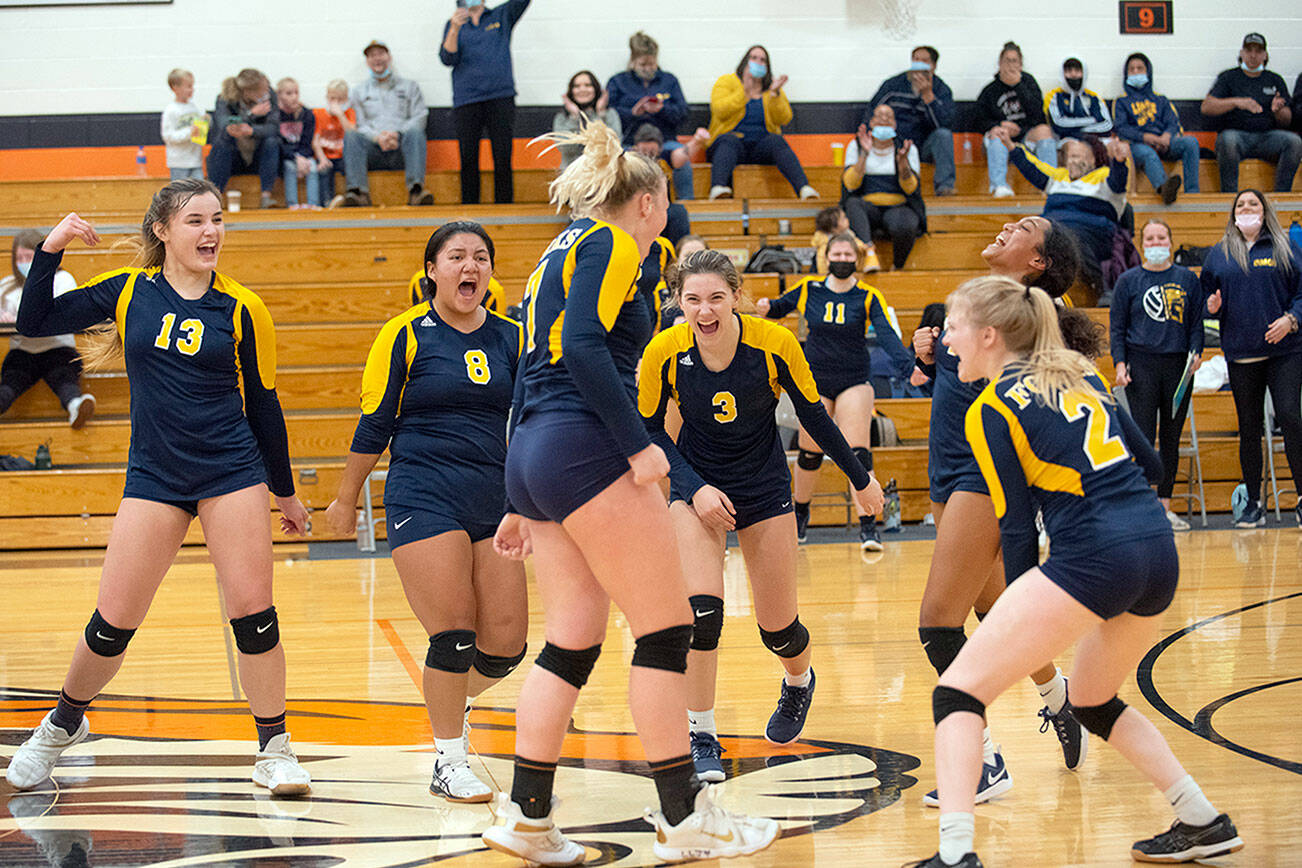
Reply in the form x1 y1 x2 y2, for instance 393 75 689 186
363 40 389 55
1242 33 1266 49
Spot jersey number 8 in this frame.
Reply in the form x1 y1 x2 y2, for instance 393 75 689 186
464 349 491 384
153 312 204 356
1059 391 1128 470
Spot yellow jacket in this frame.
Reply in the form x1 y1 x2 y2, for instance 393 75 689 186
707 74 793 145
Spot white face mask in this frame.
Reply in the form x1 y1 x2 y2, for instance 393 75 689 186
1235 213 1262 232
16 261 31 278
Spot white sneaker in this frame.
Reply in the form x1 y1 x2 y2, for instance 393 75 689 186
430 756 492 803
463 704 472 754
708 185 733 200
1166 510 1191 532
252 733 311 796
5 710 89 790
482 793 586 866
646 784 780 862
991 185 1015 198
798 184 820 200
67 393 95 429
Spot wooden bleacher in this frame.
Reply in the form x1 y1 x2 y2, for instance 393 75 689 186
0 161 1296 549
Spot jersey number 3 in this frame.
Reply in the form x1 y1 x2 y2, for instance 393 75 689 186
1059 392 1128 470
153 312 204 356
712 391 738 424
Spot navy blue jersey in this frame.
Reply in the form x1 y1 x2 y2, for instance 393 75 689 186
639 314 870 500
352 302 521 519
635 236 678 332
967 369 1165 584
926 333 988 495
20 248 293 500
765 276 912 388
1199 236 1302 361
1109 264 1204 363
515 218 651 456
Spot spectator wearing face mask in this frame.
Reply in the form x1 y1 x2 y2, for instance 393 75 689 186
605 32 693 200
1043 57 1112 142
553 71 621 170
841 105 926 270
1113 53 1200 204
865 46 956 196
1200 32 1300 193
976 41 1057 198
343 41 434 207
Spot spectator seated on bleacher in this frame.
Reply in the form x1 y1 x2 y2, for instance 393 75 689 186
865 45 956 196
208 69 280 209
1200 32 1300 193
811 206 878 274
976 41 1057 198
1113 52 1200 203
553 71 622 171
705 45 819 201
1044 57 1112 143
606 31 694 200
841 108 926 271
998 131 1132 293
630 125 691 243
342 40 434 208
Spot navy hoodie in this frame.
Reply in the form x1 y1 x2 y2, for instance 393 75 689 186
1200 234 1302 360
1113 53 1184 142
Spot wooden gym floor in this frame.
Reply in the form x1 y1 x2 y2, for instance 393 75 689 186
0 528 1298 867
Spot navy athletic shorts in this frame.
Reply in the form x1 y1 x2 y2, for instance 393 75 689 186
1040 532 1179 619
505 411 632 522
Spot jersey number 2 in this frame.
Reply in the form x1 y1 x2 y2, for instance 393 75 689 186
153 313 204 356
1059 392 1128 470
464 350 491 384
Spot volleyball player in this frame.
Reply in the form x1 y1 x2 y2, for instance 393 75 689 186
325 222 527 803
911 216 1086 805
911 275 1242 867
636 234 676 331
756 232 910 550
480 121 778 865
7 179 312 796
640 250 883 782
408 267 502 311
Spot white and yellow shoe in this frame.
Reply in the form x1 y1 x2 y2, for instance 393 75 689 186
253 733 311 796
5 710 88 790
646 784 780 862
482 793 585 866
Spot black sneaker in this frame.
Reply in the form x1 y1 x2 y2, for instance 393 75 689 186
1131 813 1243 862
1157 174 1181 205
689 730 725 783
1040 703 1087 770
1235 500 1266 528
408 184 434 206
794 509 810 543
342 188 372 207
860 521 883 552
903 853 984 868
923 750 1012 807
765 669 814 745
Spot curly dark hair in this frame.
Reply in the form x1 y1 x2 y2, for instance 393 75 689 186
1023 219 1081 299
1056 307 1105 360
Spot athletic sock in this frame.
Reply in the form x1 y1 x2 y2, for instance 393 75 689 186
254 712 287 750
982 726 996 765
784 667 813 688
434 737 465 762
649 754 700 826
511 756 557 819
938 811 975 865
50 690 92 737
1165 774 1218 827
793 501 811 519
687 708 716 735
1035 666 1068 715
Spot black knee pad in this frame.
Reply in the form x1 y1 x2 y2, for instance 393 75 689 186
425 629 477 673
933 685 986 725
1069 696 1128 740
689 595 725 651
84 609 136 657
473 644 527 679
631 624 693 673
759 617 810 659
230 607 280 655
852 446 874 473
796 449 825 471
536 642 602 689
918 626 966 677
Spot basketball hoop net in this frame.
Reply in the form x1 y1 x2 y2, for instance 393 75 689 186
880 0 920 39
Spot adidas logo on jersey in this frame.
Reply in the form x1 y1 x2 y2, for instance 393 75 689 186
680 353 693 366
420 315 436 327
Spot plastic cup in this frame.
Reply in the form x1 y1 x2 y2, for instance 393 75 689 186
227 190 242 213
831 142 845 167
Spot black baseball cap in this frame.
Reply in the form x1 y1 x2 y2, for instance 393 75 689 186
1242 33 1266 49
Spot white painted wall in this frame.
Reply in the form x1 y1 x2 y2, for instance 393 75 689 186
0 0 1298 117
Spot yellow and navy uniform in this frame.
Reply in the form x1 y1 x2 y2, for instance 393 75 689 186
923 334 989 502
351 301 522 546
967 369 1175 619
408 270 503 312
639 314 871 529
505 217 652 522
18 248 293 512
764 276 912 398
635 236 678 332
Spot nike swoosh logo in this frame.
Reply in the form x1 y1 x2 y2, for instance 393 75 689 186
96 632 114 641
781 501 792 508
774 641 790 650
455 642 474 651
394 516 412 529
702 829 735 843
695 609 717 617
257 622 273 634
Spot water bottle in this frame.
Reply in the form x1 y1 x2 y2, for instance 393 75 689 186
34 442 52 470
883 478 901 531
961 138 974 166
135 146 148 176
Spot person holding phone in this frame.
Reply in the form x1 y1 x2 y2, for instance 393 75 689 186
606 31 695 200
865 46 956 196
208 69 281 209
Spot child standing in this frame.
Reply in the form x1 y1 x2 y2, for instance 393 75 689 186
160 69 206 180
275 78 318 209
312 80 356 208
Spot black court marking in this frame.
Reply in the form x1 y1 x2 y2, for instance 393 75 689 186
1137 590 1302 776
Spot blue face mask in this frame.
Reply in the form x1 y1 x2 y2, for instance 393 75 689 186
1143 245 1170 265
1126 73 1148 88
16 261 31 278
371 67 392 82
1240 61 1263 73
871 126 897 141
747 61 767 79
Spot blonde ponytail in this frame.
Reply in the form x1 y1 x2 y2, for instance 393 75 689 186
535 120 664 217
